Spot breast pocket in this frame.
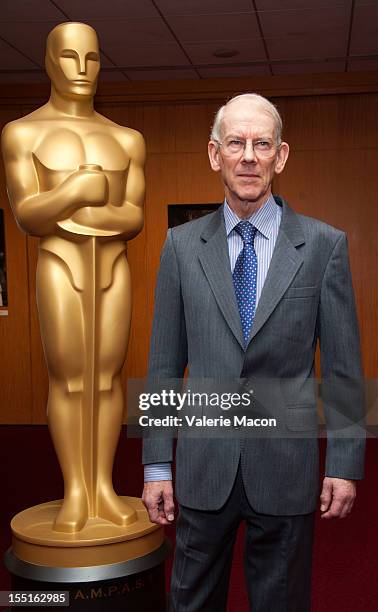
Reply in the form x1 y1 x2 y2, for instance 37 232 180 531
282 286 318 299
270 287 319 343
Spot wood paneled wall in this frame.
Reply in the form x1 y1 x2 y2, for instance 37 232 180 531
0 75 377 423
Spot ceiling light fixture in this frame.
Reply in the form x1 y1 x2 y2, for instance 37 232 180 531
213 48 239 59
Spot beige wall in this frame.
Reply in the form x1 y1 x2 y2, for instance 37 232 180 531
0 75 377 423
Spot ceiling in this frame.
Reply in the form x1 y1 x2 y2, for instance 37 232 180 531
0 0 377 83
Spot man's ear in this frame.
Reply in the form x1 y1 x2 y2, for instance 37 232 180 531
208 141 221 172
274 141 289 175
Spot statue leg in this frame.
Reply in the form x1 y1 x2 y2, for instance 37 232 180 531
96 254 137 525
36 251 88 532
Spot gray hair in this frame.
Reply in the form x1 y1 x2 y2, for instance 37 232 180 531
210 93 283 144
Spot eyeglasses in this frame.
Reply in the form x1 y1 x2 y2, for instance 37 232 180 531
214 137 279 158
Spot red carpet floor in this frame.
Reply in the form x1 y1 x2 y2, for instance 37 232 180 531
0 426 377 611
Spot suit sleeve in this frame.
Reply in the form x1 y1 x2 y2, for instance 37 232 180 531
318 232 365 480
142 229 188 466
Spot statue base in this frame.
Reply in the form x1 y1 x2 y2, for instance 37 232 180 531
4 496 170 611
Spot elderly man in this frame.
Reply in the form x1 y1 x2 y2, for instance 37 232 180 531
142 94 364 611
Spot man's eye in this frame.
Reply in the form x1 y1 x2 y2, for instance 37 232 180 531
229 139 243 146
256 140 270 148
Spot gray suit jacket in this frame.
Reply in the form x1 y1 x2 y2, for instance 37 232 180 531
142 197 365 515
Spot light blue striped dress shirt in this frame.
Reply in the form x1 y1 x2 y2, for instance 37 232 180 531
144 194 282 482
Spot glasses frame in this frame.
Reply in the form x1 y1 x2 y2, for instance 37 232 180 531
213 137 281 158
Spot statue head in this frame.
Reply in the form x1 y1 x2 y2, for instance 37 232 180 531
45 22 100 99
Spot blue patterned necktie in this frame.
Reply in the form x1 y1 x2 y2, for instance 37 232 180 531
232 221 258 345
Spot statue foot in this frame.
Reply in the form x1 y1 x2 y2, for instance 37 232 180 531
53 490 89 533
97 488 137 526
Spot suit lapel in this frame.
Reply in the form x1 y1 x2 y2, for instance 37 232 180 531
197 199 305 350
198 207 245 349
248 198 305 344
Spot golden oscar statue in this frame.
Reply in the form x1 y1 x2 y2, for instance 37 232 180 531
1 22 166 586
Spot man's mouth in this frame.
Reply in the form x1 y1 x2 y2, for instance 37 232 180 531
238 174 260 178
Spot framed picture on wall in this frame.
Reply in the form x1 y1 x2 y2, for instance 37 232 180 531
0 209 8 314
168 203 220 228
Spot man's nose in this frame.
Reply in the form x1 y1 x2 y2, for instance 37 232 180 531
241 141 257 163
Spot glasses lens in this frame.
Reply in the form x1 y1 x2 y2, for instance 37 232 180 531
255 141 273 154
224 139 243 155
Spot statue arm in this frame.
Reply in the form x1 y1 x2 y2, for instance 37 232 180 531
70 129 145 240
1 122 106 237
119 129 145 239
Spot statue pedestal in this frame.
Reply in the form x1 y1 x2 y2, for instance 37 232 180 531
5 497 170 611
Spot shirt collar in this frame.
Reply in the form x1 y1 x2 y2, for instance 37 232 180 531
223 194 279 239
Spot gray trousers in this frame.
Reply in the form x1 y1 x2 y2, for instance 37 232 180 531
170 462 315 611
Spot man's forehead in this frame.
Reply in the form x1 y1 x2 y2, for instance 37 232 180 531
222 102 275 135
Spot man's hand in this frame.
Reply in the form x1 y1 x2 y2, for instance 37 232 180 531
320 477 356 519
142 480 175 526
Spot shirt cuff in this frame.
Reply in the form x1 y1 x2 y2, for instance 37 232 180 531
144 462 172 482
